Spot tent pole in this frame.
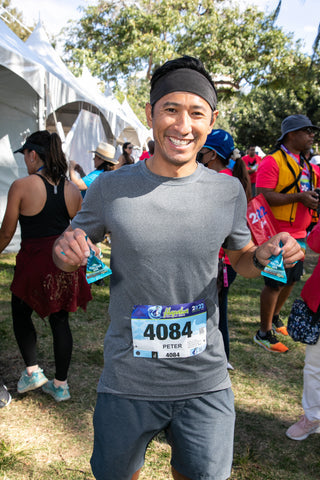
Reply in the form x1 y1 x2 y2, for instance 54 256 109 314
46 85 65 141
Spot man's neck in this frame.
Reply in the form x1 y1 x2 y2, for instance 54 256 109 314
282 141 300 156
146 156 198 178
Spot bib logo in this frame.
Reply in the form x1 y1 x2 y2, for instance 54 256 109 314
148 306 162 319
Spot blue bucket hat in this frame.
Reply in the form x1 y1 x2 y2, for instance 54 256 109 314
277 114 320 142
203 129 235 160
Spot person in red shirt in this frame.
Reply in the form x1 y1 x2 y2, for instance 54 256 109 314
255 114 320 353
242 145 262 197
139 140 154 161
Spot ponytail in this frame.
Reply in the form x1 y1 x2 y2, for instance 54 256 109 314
46 133 68 183
230 150 252 202
218 148 252 202
25 130 67 184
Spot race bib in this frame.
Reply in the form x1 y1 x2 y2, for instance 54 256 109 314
131 300 207 359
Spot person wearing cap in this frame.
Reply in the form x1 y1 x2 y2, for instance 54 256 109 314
254 114 320 354
69 141 118 196
242 145 262 197
0 130 92 403
52 56 303 480
198 129 251 370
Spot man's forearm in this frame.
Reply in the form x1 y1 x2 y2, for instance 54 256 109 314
227 245 263 279
258 188 319 210
259 190 302 206
226 232 305 279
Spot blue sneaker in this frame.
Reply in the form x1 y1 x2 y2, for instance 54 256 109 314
42 380 70 402
17 368 48 393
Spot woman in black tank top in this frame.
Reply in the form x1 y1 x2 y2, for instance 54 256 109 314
0 130 92 403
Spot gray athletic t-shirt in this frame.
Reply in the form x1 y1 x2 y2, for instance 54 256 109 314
71 161 251 400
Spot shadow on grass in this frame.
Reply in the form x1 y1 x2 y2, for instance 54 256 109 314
233 407 320 480
0 246 319 479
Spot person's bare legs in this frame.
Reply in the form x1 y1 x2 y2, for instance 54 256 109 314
260 285 282 333
26 365 41 375
172 466 191 480
273 283 295 317
258 283 293 351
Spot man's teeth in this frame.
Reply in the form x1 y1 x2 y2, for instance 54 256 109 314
169 138 190 146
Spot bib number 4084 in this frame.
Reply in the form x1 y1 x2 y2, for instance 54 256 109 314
144 321 193 341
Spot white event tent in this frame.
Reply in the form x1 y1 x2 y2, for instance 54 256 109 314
0 19 152 250
25 22 151 171
26 24 123 143
0 19 46 251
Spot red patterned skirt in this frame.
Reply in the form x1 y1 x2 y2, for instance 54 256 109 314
11 235 92 318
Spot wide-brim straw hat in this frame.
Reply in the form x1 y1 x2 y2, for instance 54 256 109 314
90 142 118 164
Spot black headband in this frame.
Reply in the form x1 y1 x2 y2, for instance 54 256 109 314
14 141 46 155
150 68 217 110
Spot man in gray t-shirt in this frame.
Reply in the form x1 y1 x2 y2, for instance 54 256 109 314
53 56 303 480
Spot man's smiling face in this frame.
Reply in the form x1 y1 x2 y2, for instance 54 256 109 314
146 92 217 177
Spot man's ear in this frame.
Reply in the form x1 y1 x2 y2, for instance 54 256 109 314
212 150 219 161
145 103 153 128
207 150 218 165
208 110 219 134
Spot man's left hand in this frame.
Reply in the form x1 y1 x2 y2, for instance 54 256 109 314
255 232 304 268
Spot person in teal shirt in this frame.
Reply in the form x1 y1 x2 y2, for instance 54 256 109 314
69 141 118 197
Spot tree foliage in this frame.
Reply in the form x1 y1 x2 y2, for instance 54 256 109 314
62 0 320 145
231 56 320 151
62 0 320 147
1 0 319 151
64 0 304 91
0 0 34 40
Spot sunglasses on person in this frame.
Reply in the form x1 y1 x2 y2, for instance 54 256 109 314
127 145 133 150
299 127 315 134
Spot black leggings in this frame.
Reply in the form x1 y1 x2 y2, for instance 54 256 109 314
11 294 73 381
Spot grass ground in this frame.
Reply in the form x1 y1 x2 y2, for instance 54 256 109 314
0 244 319 480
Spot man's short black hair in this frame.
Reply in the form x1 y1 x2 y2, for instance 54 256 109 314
150 56 217 121
151 55 216 97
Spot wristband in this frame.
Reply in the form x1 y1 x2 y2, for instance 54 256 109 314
253 250 265 271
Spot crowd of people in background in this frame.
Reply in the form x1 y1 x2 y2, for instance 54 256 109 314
1 55 320 480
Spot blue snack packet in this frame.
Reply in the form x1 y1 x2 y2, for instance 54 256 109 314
86 247 112 284
261 242 287 284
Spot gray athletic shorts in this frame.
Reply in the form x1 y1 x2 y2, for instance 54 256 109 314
91 388 235 480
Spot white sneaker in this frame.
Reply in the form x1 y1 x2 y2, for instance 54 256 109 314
286 415 320 441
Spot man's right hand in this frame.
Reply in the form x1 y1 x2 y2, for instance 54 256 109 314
299 190 319 210
52 227 94 272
